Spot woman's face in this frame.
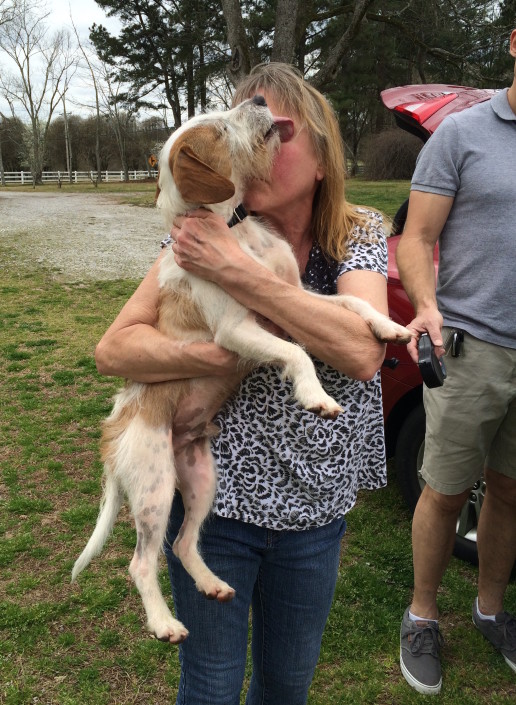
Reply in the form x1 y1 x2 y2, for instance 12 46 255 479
243 92 325 220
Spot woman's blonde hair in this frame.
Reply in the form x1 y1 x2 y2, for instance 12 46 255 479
232 62 367 261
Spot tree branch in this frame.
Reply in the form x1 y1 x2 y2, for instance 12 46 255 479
311 0 376 88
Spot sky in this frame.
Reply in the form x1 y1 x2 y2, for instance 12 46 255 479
49 0 121 43
56 0 123 113
0 0 123 118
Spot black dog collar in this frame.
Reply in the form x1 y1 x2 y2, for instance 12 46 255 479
227 203 248 228
160 204 248 248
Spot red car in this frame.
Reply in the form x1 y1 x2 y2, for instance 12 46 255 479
380 85 498 565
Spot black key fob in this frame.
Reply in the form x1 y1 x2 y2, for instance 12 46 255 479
450 329 464 358
418 333 447 388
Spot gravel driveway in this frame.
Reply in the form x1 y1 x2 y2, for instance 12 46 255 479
0 191 165 282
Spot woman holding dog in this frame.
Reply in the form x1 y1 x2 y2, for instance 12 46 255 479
96 63 392 705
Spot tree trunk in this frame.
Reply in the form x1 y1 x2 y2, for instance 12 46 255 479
62 98 73 183
0 133 5 187
31 119 43 185
94 101 102 184
220 0 251 85
199 43 207 112
271 0 299 64
164 71 182 128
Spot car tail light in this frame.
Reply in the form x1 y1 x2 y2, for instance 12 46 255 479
394 93 457 125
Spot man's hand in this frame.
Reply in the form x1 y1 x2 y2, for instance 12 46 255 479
406 307 444 364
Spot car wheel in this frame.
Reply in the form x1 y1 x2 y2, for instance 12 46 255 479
394 402 483 565
394 403 426 511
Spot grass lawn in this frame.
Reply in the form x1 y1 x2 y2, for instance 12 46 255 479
1 181 514 704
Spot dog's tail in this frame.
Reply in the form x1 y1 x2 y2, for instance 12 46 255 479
71 472 123 582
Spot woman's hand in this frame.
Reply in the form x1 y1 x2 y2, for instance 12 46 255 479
171 209 247 284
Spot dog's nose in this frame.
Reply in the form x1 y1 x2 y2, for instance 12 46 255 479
251 95 267 107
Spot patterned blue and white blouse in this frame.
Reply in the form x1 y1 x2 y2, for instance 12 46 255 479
164 209 388 530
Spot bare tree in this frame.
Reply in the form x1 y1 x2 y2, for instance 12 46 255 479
60 91 73 182
0 0 77 183
97 62 140 182
0 0 21 183
0 0 20 27
69 14 103 184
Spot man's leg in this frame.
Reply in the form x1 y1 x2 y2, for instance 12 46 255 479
400 331 516 694
400 484 468 694
477 468 516 614
410 484 469 619
472 467 516 672
472 351 516 671
401 333 516 692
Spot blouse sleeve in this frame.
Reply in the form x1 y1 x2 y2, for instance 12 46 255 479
337 209 388 279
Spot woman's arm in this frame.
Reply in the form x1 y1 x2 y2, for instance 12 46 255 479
95 254 240 383
171 212 388 381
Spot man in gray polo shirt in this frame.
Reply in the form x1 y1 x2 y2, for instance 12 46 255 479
396 28 516 695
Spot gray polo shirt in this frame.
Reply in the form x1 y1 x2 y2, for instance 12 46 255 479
411 88 516 348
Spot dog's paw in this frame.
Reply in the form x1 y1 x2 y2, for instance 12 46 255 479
293 379 342 420
307 399 343 420
303 391 342 419
372 320 413 344
198 578 236 603
151 617 189 644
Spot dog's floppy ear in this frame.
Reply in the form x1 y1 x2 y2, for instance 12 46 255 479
169 123 236 204
172 144 235 204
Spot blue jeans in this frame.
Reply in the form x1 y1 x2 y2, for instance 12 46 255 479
164 493 347 705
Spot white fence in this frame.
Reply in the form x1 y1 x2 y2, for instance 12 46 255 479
1 170 158 185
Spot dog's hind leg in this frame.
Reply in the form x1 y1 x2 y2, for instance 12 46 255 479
122 420 189 643
174 437 235 602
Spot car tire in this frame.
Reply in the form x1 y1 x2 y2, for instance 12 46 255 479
394 402 482 565
394 403 426 512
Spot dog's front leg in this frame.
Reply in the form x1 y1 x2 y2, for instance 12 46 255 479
215 311 342 419
174 437 235 602
315 292 412 343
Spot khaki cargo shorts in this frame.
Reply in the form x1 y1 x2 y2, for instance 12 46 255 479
421 328 516 495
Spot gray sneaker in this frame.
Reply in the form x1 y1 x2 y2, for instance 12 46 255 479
472 600 516 673
400 608 444 694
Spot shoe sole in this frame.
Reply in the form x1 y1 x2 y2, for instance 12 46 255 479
400 650 442 695
503 654 516 674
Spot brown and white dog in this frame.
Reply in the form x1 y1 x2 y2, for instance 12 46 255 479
72 96 411 644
